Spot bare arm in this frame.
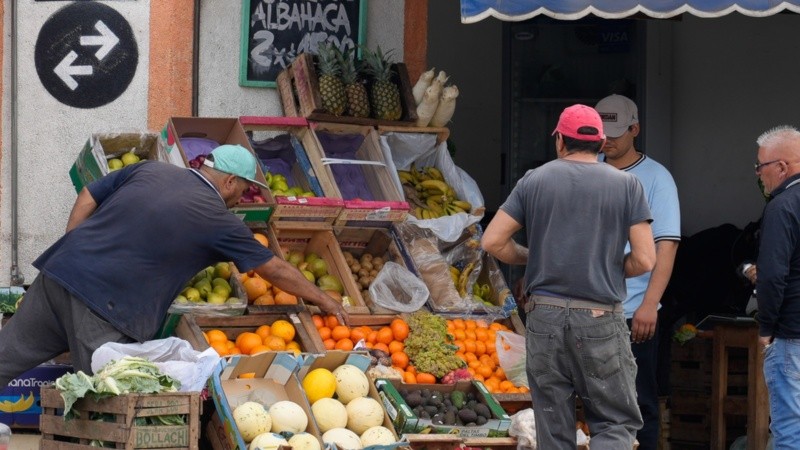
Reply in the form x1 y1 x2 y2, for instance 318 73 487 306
65 187 98 232
481 210 528 265
253 257 349 325
625 221 656 277
630 240 679 342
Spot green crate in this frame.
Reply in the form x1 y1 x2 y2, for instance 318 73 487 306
70 133 162 193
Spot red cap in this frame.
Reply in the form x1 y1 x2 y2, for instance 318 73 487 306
552 104 605 142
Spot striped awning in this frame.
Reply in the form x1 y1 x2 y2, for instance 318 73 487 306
461 0 800 22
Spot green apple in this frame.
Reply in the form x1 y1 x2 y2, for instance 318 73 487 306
182 287 201 302
214 262 232 280
121 151 140 166
107 158 124 171
206 292 227 305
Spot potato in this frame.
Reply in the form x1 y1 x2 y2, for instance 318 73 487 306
372 257 384 266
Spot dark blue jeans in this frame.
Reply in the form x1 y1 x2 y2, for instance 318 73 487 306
627 319 659 450
526 304 642 450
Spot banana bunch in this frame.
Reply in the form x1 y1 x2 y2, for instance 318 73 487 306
398 163 472 219
449 262 478 297
0 391 35 412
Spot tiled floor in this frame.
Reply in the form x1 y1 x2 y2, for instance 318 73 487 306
9 431 40 450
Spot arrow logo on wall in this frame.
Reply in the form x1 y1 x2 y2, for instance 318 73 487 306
54 51 92 91
54 20 119 90
80 20 119 60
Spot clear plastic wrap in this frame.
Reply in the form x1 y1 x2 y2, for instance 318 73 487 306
369 261 430 313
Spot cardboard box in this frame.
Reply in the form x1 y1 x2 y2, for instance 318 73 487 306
39 386 201 449
173 312 324 354
240 116 344 224
209 352 321 450
0 364 72 428
305 122 409 228
270 221 371 315
69 133 164 193
375 379 511 438
334 227 421 314
167 117 276 223
297 352 399 442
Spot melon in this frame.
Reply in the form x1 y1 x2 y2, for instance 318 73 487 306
311 398 348 432
233 401 271 442
345 397 385 434
288 433 321 450
360 426 396 447
332 365 369 404
302 368 336 404
268 400 308 433
249 432 288 450
322 427 363 450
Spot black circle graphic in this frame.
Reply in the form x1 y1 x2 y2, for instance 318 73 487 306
34 2 138 108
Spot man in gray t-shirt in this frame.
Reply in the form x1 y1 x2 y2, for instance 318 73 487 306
482 104 655 450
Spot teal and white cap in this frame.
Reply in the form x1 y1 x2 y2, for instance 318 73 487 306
203 144 268 188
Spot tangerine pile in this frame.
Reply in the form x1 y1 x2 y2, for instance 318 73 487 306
239 271 298 306
204 319 301 356
311 315 435 384
446 318 529 394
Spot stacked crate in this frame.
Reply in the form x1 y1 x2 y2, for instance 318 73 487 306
669 335 747 448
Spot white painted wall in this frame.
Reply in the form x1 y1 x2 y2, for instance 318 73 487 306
1 0 151 285
0 0 403 286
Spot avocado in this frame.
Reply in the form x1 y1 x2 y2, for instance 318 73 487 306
474 403 491 419
406 393 423 408
475 416 488 426
432 413 445 425
444 411 456 425
424 405 439 416
458 409 478 423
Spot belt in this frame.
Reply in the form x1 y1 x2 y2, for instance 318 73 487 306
525 295 622 314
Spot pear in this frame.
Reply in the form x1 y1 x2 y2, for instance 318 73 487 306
194 279 212 298
108 158 123 171
305 252 320 264
174 295 189 304
317 274 344 294
213 285 232 298
182 287 201 302
301 270 315 283
287 251 305 267
214 262 232 280
308 258 329 279
206 292 228 305
121 151 140 166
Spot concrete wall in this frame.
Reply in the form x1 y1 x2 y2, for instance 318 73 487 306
0 0 404 285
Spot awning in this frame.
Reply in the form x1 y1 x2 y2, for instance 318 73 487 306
461 0 800 22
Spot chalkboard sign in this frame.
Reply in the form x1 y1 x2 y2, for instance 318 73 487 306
240 0 366 87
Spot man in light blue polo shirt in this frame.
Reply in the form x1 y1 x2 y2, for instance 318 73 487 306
596 94 681 450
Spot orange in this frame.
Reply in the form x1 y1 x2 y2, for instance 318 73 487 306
367 331 379 344
210 341 229 356
334 338 354 351
318 327 332 341
468 360 482 370
464 340 477 354
518 386 530 393
474 341 486 357
477 365 494 378
238 372 256 379
249 344 271 355
505 386 520 394
255 325 271 341
391 351 409 369
229 347 242 355
453 340 466 353
475 328 489 342
331 326 351 341
271 320 296 343
226 341 236 350
373 342 390 354
464 352 478 363
403 372 417 384
253 293 275 305
312 314 325 329
264 335 287 351
253 232 270 247
452 318 465 329
453 329 466 341
465 320 477 330
494 367 506 379
377 327 394 345
237 332 263 355
406 365 417 375
390 319 410 341
275 291 298 305
446 320 455 331
206 329 228 344
467 367 476 376
455 351 466 361
243 277 268 301
416 373 436 384
350 328 367 343
325 315 340 329
500 380 515 392
323 338 336 350
286 341 302 354
465 329 477 341
365 342 374 349
489 323 504 331
483 377 501 393
473 374 485 382
388 340 405 354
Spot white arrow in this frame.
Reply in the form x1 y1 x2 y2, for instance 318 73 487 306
80 20 119 61
54 51 93 91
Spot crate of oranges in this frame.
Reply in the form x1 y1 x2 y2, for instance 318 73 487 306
174 312 324 355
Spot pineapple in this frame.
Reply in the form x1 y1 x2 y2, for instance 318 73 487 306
315 43 347 116
363 46 402 121
338 47 371 118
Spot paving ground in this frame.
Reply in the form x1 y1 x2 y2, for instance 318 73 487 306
9 431 40 450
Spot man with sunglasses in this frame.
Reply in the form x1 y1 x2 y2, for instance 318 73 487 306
595 94 681 450
0 144 348 390
754 126 800 449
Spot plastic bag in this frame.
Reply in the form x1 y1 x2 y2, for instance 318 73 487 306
509 408 536 450
496 331 528 388
91 337 221 392
369 261 430 313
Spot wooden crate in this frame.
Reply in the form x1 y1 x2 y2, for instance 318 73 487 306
269 221 371 315
277 52 418 127
669 407 746 447
671 336 749 393
306 122 409 227
39 386 201 450
173 312 324 354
